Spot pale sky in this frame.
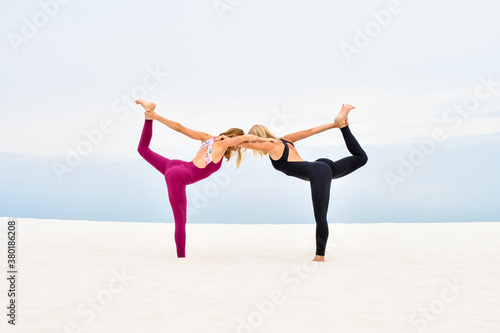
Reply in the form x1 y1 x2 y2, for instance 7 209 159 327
1 0 499 223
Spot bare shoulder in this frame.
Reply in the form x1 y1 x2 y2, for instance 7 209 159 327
280 134 294 142
267 140 285 159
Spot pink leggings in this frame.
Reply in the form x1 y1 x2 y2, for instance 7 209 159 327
138 120 222 257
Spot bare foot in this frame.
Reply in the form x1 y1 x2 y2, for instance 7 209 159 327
135 99 156 111
334 104 355 128
313 255 325 262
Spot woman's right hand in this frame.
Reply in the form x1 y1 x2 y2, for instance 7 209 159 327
265 138 281 145
145 110 156 120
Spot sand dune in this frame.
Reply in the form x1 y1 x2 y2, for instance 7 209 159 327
1 218 499 333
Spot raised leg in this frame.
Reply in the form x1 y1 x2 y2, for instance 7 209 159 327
316 125 367 179
137 120 170 174
320 104 368 178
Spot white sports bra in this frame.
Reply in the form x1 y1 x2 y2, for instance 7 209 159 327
198 138 215 165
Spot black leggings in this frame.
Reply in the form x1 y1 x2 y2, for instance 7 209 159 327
274 126 367 255
312 126 367 255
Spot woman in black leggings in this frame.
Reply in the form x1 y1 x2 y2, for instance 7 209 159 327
239 104 367 261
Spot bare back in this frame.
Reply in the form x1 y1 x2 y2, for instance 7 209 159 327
191 140 227 169
269 138 305 162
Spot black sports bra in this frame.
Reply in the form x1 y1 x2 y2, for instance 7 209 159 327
270 138 295 171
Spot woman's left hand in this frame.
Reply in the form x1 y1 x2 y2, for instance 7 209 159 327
215 135 230 142
266 138 282 144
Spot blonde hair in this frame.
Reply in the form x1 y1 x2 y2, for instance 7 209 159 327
248 124 277 158
219 128 245 168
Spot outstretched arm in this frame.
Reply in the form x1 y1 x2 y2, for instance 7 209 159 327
136 99 212 142
238 141 278 152
215 134 280 150
282 122 337 143
152 112 213 142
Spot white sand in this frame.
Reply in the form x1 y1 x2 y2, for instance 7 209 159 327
1 219 500 333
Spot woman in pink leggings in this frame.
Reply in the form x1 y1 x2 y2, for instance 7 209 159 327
136 99 278 258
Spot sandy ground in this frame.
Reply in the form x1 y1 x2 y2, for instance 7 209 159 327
1 218 500 333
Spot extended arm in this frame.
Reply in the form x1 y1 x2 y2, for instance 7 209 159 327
216 134 279 150
238 141 278 152
152 112 212 142
282 122 337 143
